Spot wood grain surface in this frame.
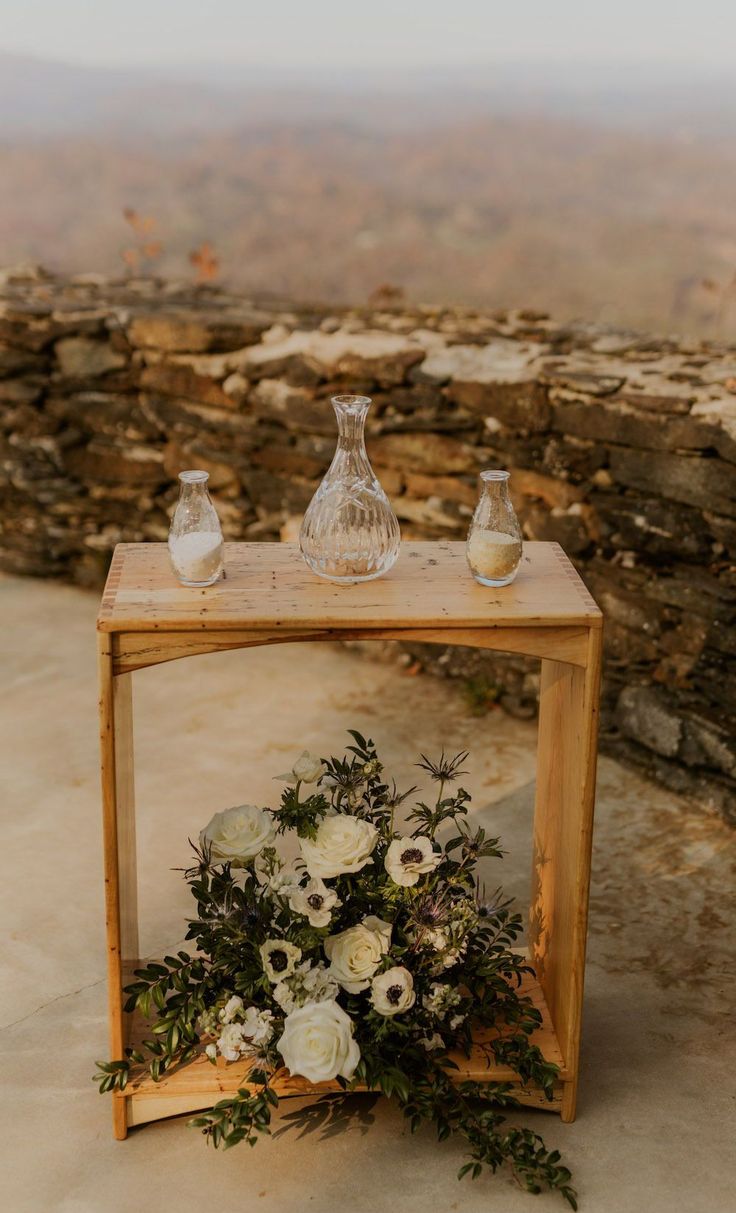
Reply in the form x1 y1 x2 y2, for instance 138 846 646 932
98 541 602 633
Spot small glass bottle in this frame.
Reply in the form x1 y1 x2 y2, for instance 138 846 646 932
466 469 522 587
168 470 224 587
299 394 400 583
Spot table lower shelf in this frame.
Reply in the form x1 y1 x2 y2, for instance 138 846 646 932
121 971 568 1129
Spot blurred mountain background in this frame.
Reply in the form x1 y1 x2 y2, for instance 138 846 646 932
1 46 735 335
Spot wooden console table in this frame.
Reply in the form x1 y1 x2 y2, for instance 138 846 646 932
97 540 602 1138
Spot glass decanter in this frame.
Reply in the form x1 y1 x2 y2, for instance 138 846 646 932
168 470 224 587
299 394 400 583
466 469 522 587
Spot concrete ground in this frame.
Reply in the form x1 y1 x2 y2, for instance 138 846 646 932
1 573 734 1213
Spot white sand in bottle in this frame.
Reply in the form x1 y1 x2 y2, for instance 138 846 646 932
169 531 223 584
467 529 521 582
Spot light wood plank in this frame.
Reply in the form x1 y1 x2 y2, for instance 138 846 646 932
529 626 602 1122
98 636 139 1140
122 971 565 1129
98 541 602 633
112 623 590 674
127 1080 564 1128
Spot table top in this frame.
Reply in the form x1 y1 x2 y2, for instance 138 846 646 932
97 541 601 633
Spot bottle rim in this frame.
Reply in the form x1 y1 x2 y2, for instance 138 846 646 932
479 469 510 482
178 469 209 484
332 394 372 410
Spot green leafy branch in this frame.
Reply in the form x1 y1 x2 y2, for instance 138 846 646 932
93 1058 131 1093
403 1069 577 1208
190 1071 278 1149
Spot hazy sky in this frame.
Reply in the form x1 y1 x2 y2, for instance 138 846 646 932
1 0 734 68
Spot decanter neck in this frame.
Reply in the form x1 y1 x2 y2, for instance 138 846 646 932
333 395 370 449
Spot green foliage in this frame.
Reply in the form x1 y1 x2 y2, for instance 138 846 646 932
94 732 576 1206
190 1076 278 1149
274 786 330 839
93 1058 130 1093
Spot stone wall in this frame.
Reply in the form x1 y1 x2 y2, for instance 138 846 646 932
2 266 735 821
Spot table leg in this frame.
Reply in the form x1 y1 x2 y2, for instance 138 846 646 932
98 635 139 1139
529 627 602 1122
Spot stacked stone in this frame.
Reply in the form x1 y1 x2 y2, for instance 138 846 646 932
1 266 735 820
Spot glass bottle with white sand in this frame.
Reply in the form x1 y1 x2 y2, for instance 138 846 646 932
168 470 224 587
466 469 522 587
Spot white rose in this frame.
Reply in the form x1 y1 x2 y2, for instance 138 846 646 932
289 877 341 928
200 804 275 866
362 915 392 951
384 835 440 887
278 999 360 1084
325 916 392 993
276 750 327 784
300 814 378 879
370 966 416 1017
260 939 302 983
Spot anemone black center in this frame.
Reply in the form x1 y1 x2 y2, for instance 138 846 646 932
386 984 404 1005
401 847 424 864
270 949 289 972
307 893 324 910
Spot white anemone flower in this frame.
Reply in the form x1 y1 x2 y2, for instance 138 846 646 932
260 939 302 983
370 966 416 1017
384 835 441 887
289 877 341 928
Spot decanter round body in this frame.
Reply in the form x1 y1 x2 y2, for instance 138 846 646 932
466 469 522 587
299 395 400 583
168 470 224 587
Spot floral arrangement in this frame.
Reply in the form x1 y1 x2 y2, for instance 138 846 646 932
95 732 576 1207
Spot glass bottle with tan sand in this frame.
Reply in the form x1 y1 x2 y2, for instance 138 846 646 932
466 469 522 587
